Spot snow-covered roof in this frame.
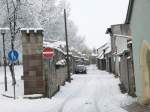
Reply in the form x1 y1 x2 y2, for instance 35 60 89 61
105 47 111 54
104 43 111 54
64 52 73 55
97 42 111 55
72 55 87 60
97 42 111 59
97 43 108 51
43 40 65 48
91 53 98 57
43 40 88 58
52 41 66 48
0 28 10 31
97 52 104 59
82 54 86 56
43 39 58 43
72 55 80 58
84 58 89 61
43 41 66 54
56 59 66 66
70 47 76 51
21 28 44 31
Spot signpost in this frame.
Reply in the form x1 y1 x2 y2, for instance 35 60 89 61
8 50 19 99
43 47 54 59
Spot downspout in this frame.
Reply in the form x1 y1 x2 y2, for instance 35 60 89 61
126 55 131 94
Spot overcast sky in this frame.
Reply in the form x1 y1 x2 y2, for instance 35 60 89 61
67 0 129 49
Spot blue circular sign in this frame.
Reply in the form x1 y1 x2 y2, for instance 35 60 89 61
8 50 19 61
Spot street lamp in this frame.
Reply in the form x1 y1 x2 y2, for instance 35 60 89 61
0 28 9 91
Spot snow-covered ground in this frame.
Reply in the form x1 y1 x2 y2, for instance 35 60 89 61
0 65 135 112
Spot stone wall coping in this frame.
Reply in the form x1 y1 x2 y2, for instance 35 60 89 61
20 28 44 34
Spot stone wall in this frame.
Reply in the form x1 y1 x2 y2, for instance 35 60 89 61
21 29 45 95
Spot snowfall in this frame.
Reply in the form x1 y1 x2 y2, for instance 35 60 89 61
0 65 135 112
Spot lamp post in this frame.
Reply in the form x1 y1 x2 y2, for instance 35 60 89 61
0 28 9 91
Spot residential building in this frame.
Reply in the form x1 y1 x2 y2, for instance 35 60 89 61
106 24 135 96
126 0 150 104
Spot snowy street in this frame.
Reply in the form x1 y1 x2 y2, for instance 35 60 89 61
0 65 135 112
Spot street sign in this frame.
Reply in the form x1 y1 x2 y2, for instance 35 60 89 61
43 47 54 59
8 50 19 61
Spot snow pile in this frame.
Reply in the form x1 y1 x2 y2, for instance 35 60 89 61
23 94 43 98
91 53 98 57
56 59 66 66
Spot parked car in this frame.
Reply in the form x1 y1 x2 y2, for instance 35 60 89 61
75 65 87 74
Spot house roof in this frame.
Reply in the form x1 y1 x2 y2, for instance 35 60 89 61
111 24 131 37
125 0 134 24
97 42 111 58
97 43 107 51
105 44 111 54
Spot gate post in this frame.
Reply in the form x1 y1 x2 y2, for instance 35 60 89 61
21 28 45 96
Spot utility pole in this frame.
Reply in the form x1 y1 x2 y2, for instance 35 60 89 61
64 9 71 82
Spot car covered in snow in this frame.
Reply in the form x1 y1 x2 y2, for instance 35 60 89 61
75 65 87 74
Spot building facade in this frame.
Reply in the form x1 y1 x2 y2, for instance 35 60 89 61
106 24 135 96
126 0 150 104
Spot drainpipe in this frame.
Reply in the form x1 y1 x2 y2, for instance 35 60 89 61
126 55 131 94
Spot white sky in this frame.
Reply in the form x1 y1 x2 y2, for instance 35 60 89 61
67 0 129 49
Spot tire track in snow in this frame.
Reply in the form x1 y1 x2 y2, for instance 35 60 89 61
57 75 101 112
57 67 110 112
93 74 113 112
57 76 88 112
93 78 101 112
89 70 113 112
89 69 102 112
46 65 104 112
87 67 105 112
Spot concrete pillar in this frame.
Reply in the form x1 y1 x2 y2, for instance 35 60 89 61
21 28 45 95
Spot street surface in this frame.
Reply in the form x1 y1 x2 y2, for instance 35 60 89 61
0 65 135 112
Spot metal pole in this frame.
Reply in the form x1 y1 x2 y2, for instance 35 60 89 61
2 33 7 91
12 11 16 100
64 9 71 82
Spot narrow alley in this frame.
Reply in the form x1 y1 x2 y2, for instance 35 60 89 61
1 0 150 112
0 65 134 112
51 65 134 112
